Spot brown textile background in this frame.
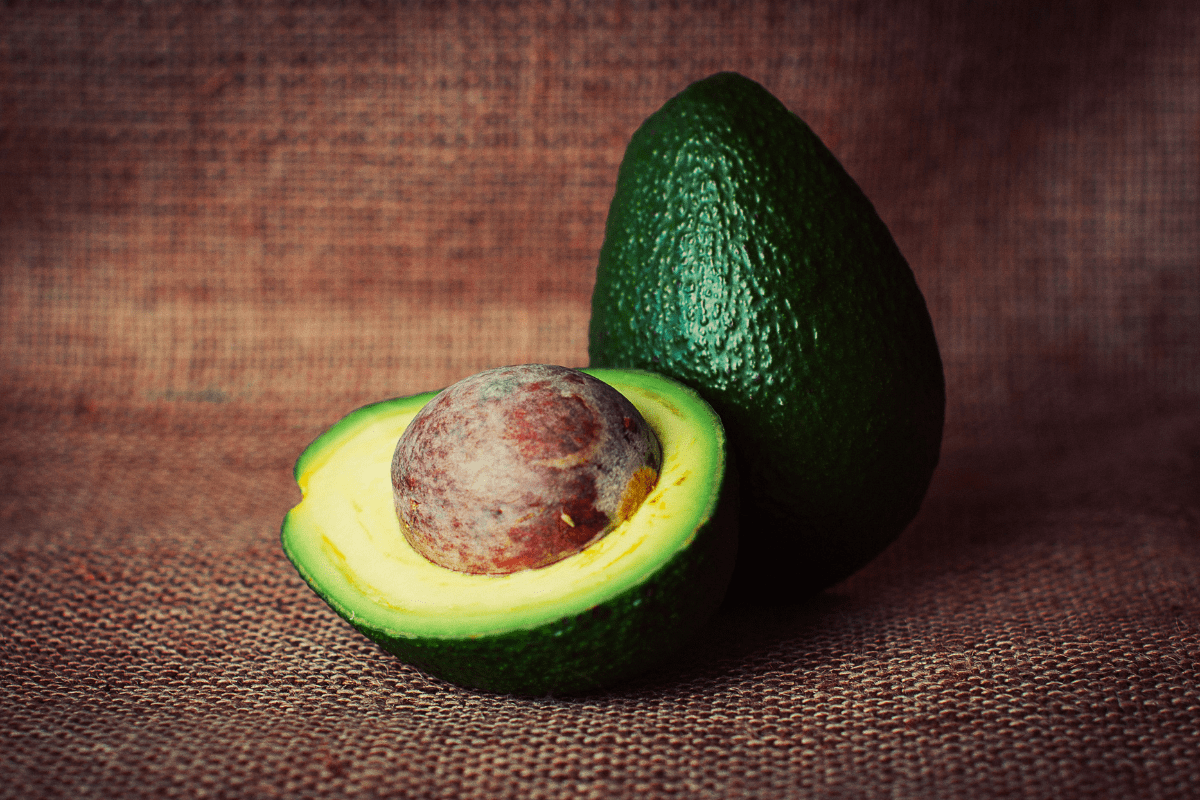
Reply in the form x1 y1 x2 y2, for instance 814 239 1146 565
2 2 1198 798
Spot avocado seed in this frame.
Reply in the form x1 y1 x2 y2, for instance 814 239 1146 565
391 364 662 574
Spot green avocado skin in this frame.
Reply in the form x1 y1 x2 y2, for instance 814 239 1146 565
589 73 945 601
354 465 736 696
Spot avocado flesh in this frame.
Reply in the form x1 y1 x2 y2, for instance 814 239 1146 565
281 368 736 695
589 73 945 601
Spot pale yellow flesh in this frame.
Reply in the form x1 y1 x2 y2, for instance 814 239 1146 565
286 371 722 639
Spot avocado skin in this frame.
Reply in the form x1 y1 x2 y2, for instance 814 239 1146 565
356 464 736 696
589 72 944 602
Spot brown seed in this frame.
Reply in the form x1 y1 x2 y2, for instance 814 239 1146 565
391 365 662 574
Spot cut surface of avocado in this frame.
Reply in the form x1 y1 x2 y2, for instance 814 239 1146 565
281 368 736 695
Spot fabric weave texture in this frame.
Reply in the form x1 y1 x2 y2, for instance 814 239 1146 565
2 2 1198 798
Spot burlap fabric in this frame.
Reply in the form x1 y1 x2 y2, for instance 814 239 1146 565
3 2 1198 798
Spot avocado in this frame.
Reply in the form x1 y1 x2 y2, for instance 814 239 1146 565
588 73 944 601
281 368 737 695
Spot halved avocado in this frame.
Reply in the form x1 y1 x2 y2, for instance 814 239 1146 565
280 368 737 696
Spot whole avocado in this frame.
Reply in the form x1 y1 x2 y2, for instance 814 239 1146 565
588 72 944 602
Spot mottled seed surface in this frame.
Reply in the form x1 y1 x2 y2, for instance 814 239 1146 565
391 364 662 574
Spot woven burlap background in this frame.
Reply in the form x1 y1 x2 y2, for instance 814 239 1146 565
2 2 1198 798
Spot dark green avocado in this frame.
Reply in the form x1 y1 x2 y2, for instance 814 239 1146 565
589 72 945 601
281 368 737 695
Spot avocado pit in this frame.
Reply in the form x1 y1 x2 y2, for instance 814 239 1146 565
391 364 662 574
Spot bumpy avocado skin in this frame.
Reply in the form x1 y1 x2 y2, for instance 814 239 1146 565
589 73 945 601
